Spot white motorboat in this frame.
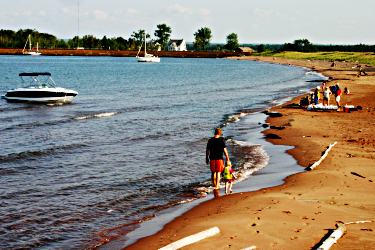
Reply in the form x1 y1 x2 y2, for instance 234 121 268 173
2 72 78 104
22 34 42 56
136 33 160 63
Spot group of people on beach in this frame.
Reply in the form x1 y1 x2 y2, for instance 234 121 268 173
301 80 349 110
206 127 235 196
321 81 343 107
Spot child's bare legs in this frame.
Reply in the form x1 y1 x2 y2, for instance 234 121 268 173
225 181 233 194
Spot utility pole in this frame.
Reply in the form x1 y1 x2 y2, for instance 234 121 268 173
77 0 80 49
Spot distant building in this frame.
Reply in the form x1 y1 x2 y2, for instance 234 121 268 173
236 47 255 55
168 39 187 51
154 42 162 51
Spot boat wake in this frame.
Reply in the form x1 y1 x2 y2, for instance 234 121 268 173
74 112 118 120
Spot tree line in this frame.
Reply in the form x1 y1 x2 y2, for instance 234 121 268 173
0 25 240 51
1 26 373 53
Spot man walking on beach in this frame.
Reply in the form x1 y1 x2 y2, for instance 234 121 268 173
206 128 230 190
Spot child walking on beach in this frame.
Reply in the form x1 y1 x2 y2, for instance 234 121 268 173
223 161 235 195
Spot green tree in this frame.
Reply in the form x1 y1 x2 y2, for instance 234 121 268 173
81 35 100 49
131 29 150 49
293 39 315 52
114 37 129 50
0 29 16 48
15 29 36 48
57 39 68 49
225 33 239 51
193 27 212 51
37 32 58 49
154 23 172 50
256 44 265 53
70 36 80 49
101 35 109 49
282 39 316 52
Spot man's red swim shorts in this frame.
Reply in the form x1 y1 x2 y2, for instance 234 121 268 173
210 159 224 172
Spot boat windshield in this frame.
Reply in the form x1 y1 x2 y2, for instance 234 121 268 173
19 72 56 88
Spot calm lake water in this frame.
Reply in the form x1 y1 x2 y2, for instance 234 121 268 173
0 56 324 249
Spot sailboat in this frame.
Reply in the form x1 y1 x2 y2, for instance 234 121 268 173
22 34 42 56
136 33 160 63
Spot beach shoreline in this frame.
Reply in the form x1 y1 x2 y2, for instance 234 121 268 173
121 55 375 250
100 111 305 249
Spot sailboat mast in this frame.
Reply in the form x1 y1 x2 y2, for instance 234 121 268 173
23 36 28 53
144 33 146 55
29 34 32 51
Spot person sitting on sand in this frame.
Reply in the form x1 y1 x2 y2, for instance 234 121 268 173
206 128 230 190
309 92 315 104
222 161 235 195
323 87 331 106
344 87 350 95
300 95 310 106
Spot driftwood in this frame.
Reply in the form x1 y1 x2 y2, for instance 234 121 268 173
315 220 374 250
305 142 338 171
316 222 346 250
241 246 257 250
345 220 373 225
263 110 283 117
159 227 220 250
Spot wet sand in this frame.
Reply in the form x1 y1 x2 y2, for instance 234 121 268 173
124 56 375 249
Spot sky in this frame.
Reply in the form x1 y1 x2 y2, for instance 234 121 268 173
1 0 375 45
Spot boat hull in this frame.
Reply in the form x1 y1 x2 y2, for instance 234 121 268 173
3 96 75 103
3 88 78 104
25 51 42 56
137 56 160 63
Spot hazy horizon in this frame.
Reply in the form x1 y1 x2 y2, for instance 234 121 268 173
1 0 375 45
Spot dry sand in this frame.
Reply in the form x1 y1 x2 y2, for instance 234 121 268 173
124 56 375 250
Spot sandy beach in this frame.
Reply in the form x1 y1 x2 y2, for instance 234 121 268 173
124 56 375 249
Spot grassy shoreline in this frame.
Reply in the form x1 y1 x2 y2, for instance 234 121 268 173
256 51 375 66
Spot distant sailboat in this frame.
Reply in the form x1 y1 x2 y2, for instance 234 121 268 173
22 34 42 56
136 33 160 63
